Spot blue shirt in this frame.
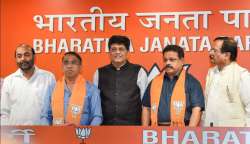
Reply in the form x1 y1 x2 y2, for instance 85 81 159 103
46 81 103 125
142 73 205 124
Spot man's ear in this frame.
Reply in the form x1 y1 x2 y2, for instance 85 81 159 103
224 52 231 61
180 58 185 63
78 64 83 74
61 63 64 72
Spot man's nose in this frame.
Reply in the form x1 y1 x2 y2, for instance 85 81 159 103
209 50 214 55
66 63 73 68
115 49 121 54
19 55 25 61
166 60 171 65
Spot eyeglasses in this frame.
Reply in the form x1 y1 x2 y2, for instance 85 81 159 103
210 48 220 53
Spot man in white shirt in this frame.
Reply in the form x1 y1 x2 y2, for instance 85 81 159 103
1 44 56 125
204 37 250 127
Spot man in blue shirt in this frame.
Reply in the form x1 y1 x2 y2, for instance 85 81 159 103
50 52 102 125
142 45 205 126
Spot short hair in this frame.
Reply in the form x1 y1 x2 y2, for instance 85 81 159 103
162 45 184 59
15 43 35 57
108 35 130 50
214 36 237 61
62 51 82 65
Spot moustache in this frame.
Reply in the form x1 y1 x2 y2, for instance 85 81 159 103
209 55 214 59
17 60 34 71
19 61 31 66
161 64 173 72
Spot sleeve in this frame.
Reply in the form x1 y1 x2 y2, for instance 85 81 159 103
204 69 212 101
142 82 152 108
239 71 250 127
1 78 11 125
189 76 205 111
137 68 148 100
40 74 56 125
93 69 99 88
89 84 103 126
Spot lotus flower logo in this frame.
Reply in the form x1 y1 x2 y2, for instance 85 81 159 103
75 127 91 144
173 100 184 115
72 105 81 117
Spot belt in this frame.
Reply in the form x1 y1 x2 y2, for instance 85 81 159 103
158 120 190 126
158 122 171 126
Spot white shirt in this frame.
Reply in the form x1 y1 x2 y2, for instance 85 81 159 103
205 64 250 126
238 69 250 126
1 66 56 125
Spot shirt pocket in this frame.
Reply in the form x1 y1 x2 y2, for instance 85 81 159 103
32 86 46 107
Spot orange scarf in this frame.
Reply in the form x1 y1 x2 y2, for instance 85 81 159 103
150 69 186 127
52 75 86 125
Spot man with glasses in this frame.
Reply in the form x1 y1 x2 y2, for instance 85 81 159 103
142 45 205 127
51 52 102 125
93 35 148 125
204 37 250 127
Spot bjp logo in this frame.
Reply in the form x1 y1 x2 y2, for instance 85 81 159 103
75 127 91 144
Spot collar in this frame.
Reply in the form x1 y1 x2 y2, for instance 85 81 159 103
64 81 71 93
110 61 130 71
164 68 182 80
13 65 38 78
214 62 235 74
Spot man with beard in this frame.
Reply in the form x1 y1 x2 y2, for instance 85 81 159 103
52 52 102 125
93 35 148 125
142 45 205 127
0 44 56 125
204 37 250 127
